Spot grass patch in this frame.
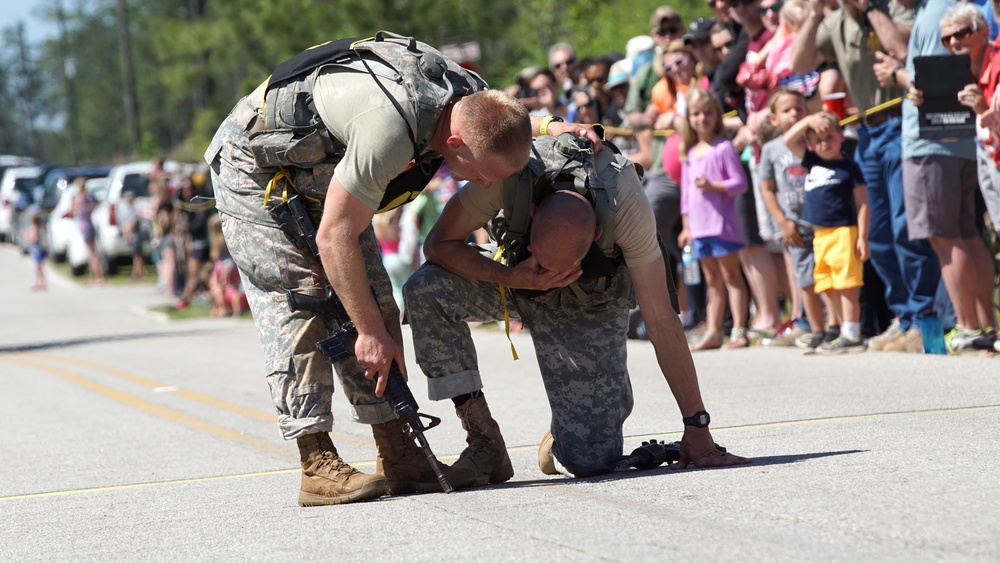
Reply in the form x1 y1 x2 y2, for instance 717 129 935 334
49 259 157 286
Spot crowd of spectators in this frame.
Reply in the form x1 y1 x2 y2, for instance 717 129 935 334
477 0 1000 356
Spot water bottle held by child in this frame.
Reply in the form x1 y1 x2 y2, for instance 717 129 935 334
682 245 701 286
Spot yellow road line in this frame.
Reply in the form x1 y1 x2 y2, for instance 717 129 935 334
1 356 291 458
12 352 372 448
2 403 995 503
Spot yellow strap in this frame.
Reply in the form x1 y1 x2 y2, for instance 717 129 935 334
262 167 294 207
498 283 519 361
491 246 520 361
838 96 905 126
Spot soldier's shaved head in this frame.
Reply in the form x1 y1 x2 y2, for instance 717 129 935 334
530 191 597 273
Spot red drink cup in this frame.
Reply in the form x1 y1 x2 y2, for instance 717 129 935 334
822 92 847 121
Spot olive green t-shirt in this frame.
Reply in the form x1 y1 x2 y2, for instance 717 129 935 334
458 149 661 268
249 68 423 212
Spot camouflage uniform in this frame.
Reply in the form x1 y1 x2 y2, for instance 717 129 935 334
206 108 399 440
404 247 636 477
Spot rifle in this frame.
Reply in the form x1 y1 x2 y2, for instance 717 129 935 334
269 194 453 493
618 440 727 470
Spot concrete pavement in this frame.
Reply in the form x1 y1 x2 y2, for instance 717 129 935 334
1 245 998 561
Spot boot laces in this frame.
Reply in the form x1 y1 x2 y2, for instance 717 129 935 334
315 451 362 479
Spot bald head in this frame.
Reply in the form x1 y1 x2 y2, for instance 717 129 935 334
530 191 597 273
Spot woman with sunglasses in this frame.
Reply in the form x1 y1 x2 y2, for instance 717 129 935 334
906 2 998 354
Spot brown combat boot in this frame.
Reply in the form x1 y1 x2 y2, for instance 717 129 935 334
450 395 514 488
297 432 389 507
372 418 451 495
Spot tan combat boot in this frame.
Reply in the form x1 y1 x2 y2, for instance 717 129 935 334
450 395 514 488
537 429 559 475
372 418 451 495
297 432 389 507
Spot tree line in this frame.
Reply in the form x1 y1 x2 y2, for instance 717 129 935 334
0 0 705 166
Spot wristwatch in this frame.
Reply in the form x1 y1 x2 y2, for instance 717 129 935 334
683 410 711 428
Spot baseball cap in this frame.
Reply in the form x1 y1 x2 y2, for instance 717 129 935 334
683 17 716 45
604 61 631 92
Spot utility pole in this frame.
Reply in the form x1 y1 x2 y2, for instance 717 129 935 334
55 0 81 164
115 0 140 155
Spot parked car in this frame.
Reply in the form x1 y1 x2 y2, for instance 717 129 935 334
47 178 109 275
90 161 179 273
0 166 43 243
11 165 111 255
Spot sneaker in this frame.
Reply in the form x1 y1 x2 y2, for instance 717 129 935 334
945 327 984 355
800 332 826 355
867 318 903 351
971 330 998 352
883 329 923 353
824 325 841 344
818 335 866 354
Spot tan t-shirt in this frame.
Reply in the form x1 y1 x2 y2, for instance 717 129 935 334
816 3 913 113
249 68 424 211
458 150 662 268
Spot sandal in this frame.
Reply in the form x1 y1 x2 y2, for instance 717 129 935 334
690 330 724 351
727 327 750 349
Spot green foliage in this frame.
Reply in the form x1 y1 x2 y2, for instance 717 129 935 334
0 0 711 164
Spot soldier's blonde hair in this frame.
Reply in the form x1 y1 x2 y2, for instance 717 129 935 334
458 90 532 171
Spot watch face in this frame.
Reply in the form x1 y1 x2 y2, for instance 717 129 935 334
685 411 710 427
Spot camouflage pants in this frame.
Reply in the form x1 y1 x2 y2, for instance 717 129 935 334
404 252 636 477
206 109 400 440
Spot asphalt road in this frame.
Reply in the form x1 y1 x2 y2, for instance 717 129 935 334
1 244 998 562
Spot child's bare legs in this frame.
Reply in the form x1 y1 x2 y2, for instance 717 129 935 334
33 262 46 290
782 249 802 324
695 256 728 349
719 251 749 331
802 284 826 334
132 253 146 278
86 240 105 285
738 244 781 332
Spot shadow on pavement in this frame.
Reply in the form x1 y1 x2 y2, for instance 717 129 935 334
0 330 210 353
482 449 866 490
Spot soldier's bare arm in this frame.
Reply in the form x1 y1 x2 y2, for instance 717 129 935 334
317 176 401 397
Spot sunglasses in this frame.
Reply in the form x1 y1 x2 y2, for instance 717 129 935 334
653 25 681 36
940 26 975 46
728 0 758 6
714 40 734 54
760 2 783 14
553 58 576 69
664 55 692 72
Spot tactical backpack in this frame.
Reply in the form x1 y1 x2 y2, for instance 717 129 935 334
249 31 487 211
489 133 639 299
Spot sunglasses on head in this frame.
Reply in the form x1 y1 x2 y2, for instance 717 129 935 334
940 26 975 46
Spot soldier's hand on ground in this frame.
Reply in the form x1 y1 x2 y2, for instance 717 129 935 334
506 255 583 291
670 427 752 470
354 327 404 397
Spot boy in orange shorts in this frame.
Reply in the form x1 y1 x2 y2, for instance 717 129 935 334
783 111 869 353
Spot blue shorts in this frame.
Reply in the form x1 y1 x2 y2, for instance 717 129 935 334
692 236 744 260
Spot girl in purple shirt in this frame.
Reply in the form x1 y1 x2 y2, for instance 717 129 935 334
678 88 751 350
